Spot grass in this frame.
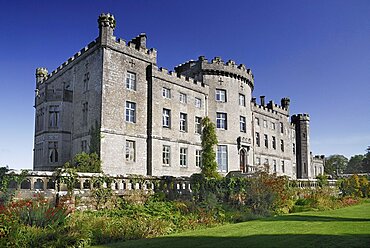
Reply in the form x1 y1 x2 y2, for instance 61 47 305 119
93 201 370 248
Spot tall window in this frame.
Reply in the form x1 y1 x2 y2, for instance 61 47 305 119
271 122 276 130
255 132 260 147
126 72 136 90
125 140 135 162
180 147 187 167
280 122 284 133
196 150 202 167
263 120 267 128
256 157 261 165
264 134 268 148
281 139 284 152
35 143 43 165
83 72 90 91
48 141 58 163
162 145 171 166
293 143 296 154
36 108 44 132
215 89 226 102
195 97 202 108
195 117 202 134
179 93 187 103
49 105 60 128
273 160 277 173
180 113 187 132
272 136 276 149
217 145 228 172
162 109 171 128
125 101 136 123
162 87 171 98
216 112 227 129
239 94 245 106
281 160 285 173
82 102 88 126
240 116 246 133
255 117 260 126
81 140 88 153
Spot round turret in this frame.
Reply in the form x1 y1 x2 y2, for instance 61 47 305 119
98 13 116 30
291 113 310 122
35 67 48 84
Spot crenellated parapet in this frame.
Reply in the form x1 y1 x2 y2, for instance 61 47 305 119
291 113 310 122
98 13 116 30
175 56 254 90
251 96 291 117
151 65 208 94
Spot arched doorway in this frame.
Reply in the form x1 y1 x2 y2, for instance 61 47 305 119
240 149 247 173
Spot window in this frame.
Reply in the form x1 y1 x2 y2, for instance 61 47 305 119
256 157 261 165
195 97 202 108
293 143 296 154
272 136 276 149
162 87 171 98
82 102 88 126
81 140 88 152
271 122 276 130
125 140 135 162
162 145 171 166
180 113 187 132
281 160 285 173
180 147 187 167
255 132 260 147
263 120 267 128
239 94 245 106
195 117 202 134
280 122 284 133
83 72 90 91
125 101 136 123
215 89 226 102
48 141 58 163
49 105 60 128
35 142 43 165
36 108 45 132
217 145 228 172
273 160 277 173
126 72 136 90
216 112 227 129
162 109 171 128
179 93 187 103
240 116 246 132
196 150 202 167
255 117 260 126
264 158 269 166
264 134 268 148
281 139 284 152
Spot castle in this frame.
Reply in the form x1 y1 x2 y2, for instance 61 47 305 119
33 13 324 179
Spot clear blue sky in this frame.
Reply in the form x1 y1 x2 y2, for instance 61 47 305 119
0 0 369 170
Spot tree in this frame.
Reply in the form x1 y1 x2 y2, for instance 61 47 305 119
73 152 101 173
362 146 370 173
324 155 348 177
200 116 220 178
345 155 365 174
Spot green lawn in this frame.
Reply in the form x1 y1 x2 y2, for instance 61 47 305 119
94 202 370 248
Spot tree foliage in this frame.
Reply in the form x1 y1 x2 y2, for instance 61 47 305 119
200 116 219 179
345 155 365 173
362 146 370 173
73 152 101 173
324 155 348 177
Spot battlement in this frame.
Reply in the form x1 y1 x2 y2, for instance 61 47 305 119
152 65 207 93
98 13 116 30
251 96 290 117
291 113 310 122
112 36 157 58
175 56 254 89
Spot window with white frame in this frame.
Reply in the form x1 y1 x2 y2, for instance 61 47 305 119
162 87 171 98
216 112 227 129
217 145 228 172
126 72 136 91
281 139 284 152
264 134 268 148
179 93 187 103
196 150 202 167
255 132 260 147
271 122 276 130
48 141 58 163
180 113 188 132
281 160 285 173
162 145 171 166
125 140 135 162
195 116 202 134
255 117 260 126
180 147 187 167
195 97 202 108
162 109 171 128
82 102 88 126
273 160 277 172
239 94 245 106
272 136 276 149
49 105 60 128
125 101 136 123
215 89 226 102
240 116 246 133
280 122 284 133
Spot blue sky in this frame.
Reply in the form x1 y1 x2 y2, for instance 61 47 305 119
0 0 369 170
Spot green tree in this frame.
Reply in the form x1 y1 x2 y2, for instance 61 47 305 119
345 155 365 174
362 146 370 173
73 152 101 173
324 155 348 177
200 116 220 179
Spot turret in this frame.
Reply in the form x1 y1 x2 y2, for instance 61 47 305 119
281 97 290 110
291 114 311 179
98 13 116 44
260 96 265 106
35 67 48 85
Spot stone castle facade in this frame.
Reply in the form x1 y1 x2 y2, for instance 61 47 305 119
33 13 324 179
